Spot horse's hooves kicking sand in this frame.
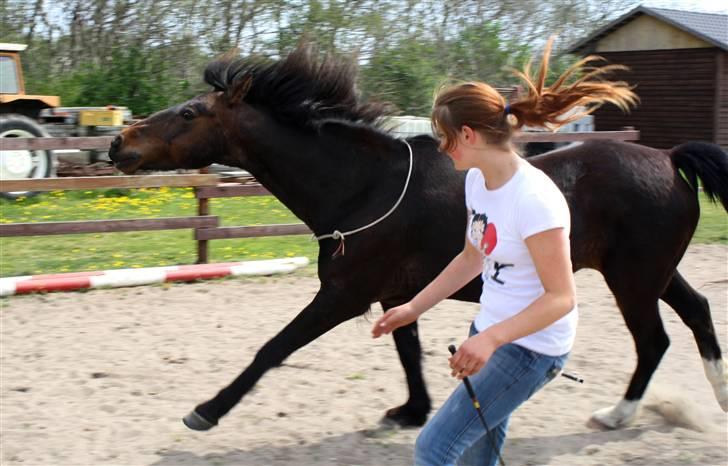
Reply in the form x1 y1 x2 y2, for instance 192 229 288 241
590 400 640 429
703 358 728 412
183 410 217 431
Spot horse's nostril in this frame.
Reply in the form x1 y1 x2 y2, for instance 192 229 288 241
109 135 123 162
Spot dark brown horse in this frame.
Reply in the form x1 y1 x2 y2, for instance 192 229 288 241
108 46 728 431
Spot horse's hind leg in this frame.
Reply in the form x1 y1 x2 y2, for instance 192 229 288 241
381 300 431 427
591 273 670 429
661 271 727 412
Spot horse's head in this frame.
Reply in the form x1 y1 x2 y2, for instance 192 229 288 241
109 45 389 175
108 90 246 174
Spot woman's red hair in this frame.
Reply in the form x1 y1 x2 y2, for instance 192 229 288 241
432 37 638 152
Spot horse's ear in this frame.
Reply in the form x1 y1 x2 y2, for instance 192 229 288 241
229 75 252 104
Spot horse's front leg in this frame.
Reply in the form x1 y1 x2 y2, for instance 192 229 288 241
380 300 431 427
183 284 370 431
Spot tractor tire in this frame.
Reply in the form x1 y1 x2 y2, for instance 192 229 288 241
0 114 55 199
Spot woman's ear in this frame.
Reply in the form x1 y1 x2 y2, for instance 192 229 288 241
460 125 475 144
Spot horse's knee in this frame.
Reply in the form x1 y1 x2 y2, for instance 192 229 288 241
654 329 670 354
392 322 420 341
634 326 669 363
392 323 423 361
682 291 711 326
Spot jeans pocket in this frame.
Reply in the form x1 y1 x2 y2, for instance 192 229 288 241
527 361 563 399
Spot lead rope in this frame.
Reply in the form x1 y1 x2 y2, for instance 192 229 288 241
313 139 414 258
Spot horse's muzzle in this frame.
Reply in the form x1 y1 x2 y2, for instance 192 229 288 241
108 136 141 172
107 135 123 163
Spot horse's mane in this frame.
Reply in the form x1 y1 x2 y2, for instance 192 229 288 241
204 45 392 129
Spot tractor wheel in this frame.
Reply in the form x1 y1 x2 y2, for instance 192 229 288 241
0 114 55 199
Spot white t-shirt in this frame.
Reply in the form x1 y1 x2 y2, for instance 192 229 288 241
465 161 578 356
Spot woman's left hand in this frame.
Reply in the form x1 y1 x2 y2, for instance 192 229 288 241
449 332 500 379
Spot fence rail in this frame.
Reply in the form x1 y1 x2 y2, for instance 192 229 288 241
1 136 115 151
0 174 218 192
0 216 219 236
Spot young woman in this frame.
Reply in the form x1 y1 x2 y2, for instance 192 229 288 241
371 38 637 465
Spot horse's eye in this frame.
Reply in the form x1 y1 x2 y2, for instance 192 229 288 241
181 109 195 120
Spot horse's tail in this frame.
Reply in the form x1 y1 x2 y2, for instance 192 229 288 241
670 142 728 212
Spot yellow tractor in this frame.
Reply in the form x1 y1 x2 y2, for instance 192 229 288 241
0 43 130 198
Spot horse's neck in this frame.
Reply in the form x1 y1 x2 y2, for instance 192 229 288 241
242 122 405 235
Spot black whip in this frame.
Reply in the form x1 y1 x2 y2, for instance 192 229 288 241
561 372 584 383
448 344 506 466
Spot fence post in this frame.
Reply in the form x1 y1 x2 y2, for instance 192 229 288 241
196 188 209 264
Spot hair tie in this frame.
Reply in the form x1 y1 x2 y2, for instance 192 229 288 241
504 104 518 126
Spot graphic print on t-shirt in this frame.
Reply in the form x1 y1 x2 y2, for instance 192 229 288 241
470 210 497 255
470 209 513 286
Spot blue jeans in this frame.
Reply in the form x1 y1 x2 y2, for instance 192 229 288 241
414 323 569 466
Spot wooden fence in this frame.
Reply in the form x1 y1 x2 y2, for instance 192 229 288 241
1 130 639 265
0 174 309 264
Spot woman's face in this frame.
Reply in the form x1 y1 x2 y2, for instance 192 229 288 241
446 142 467 170
442 126 481 171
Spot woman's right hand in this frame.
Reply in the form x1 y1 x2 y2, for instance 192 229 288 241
371 303 421 338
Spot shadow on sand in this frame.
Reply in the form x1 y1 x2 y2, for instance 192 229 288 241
149 423 683 466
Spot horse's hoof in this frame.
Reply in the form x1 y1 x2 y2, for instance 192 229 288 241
590 400 639 429
183 410 217 431
702 358 728 412
382 404 428 428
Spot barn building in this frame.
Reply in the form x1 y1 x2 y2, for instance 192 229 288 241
567 6 728 150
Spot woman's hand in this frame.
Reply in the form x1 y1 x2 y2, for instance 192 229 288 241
449 332 501 379
371 303 421 338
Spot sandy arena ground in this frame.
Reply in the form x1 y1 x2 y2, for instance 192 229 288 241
1 244 726 465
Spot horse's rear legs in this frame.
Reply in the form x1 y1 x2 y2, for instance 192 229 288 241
184 285 370 430
591 275 670 429
662 271 727 412
592 270 727 429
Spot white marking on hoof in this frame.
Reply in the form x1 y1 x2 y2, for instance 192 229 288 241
702 358 728 412
591 399 639 429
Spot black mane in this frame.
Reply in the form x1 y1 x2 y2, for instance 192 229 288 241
204 45 391 128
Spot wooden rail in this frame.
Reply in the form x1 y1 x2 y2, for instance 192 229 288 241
515 130 639 142
0 174 218 192
0 136 115 150
1 216 218 236
195 223 312 240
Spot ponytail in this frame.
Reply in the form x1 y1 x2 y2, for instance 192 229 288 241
507 36 638 130
432 36 638 151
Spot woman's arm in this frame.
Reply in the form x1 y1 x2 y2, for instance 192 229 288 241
450 227 576 377
371 236 483 338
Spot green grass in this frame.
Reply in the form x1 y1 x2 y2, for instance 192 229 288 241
0 187 318 277
694 193 728 243
0 188 725 277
